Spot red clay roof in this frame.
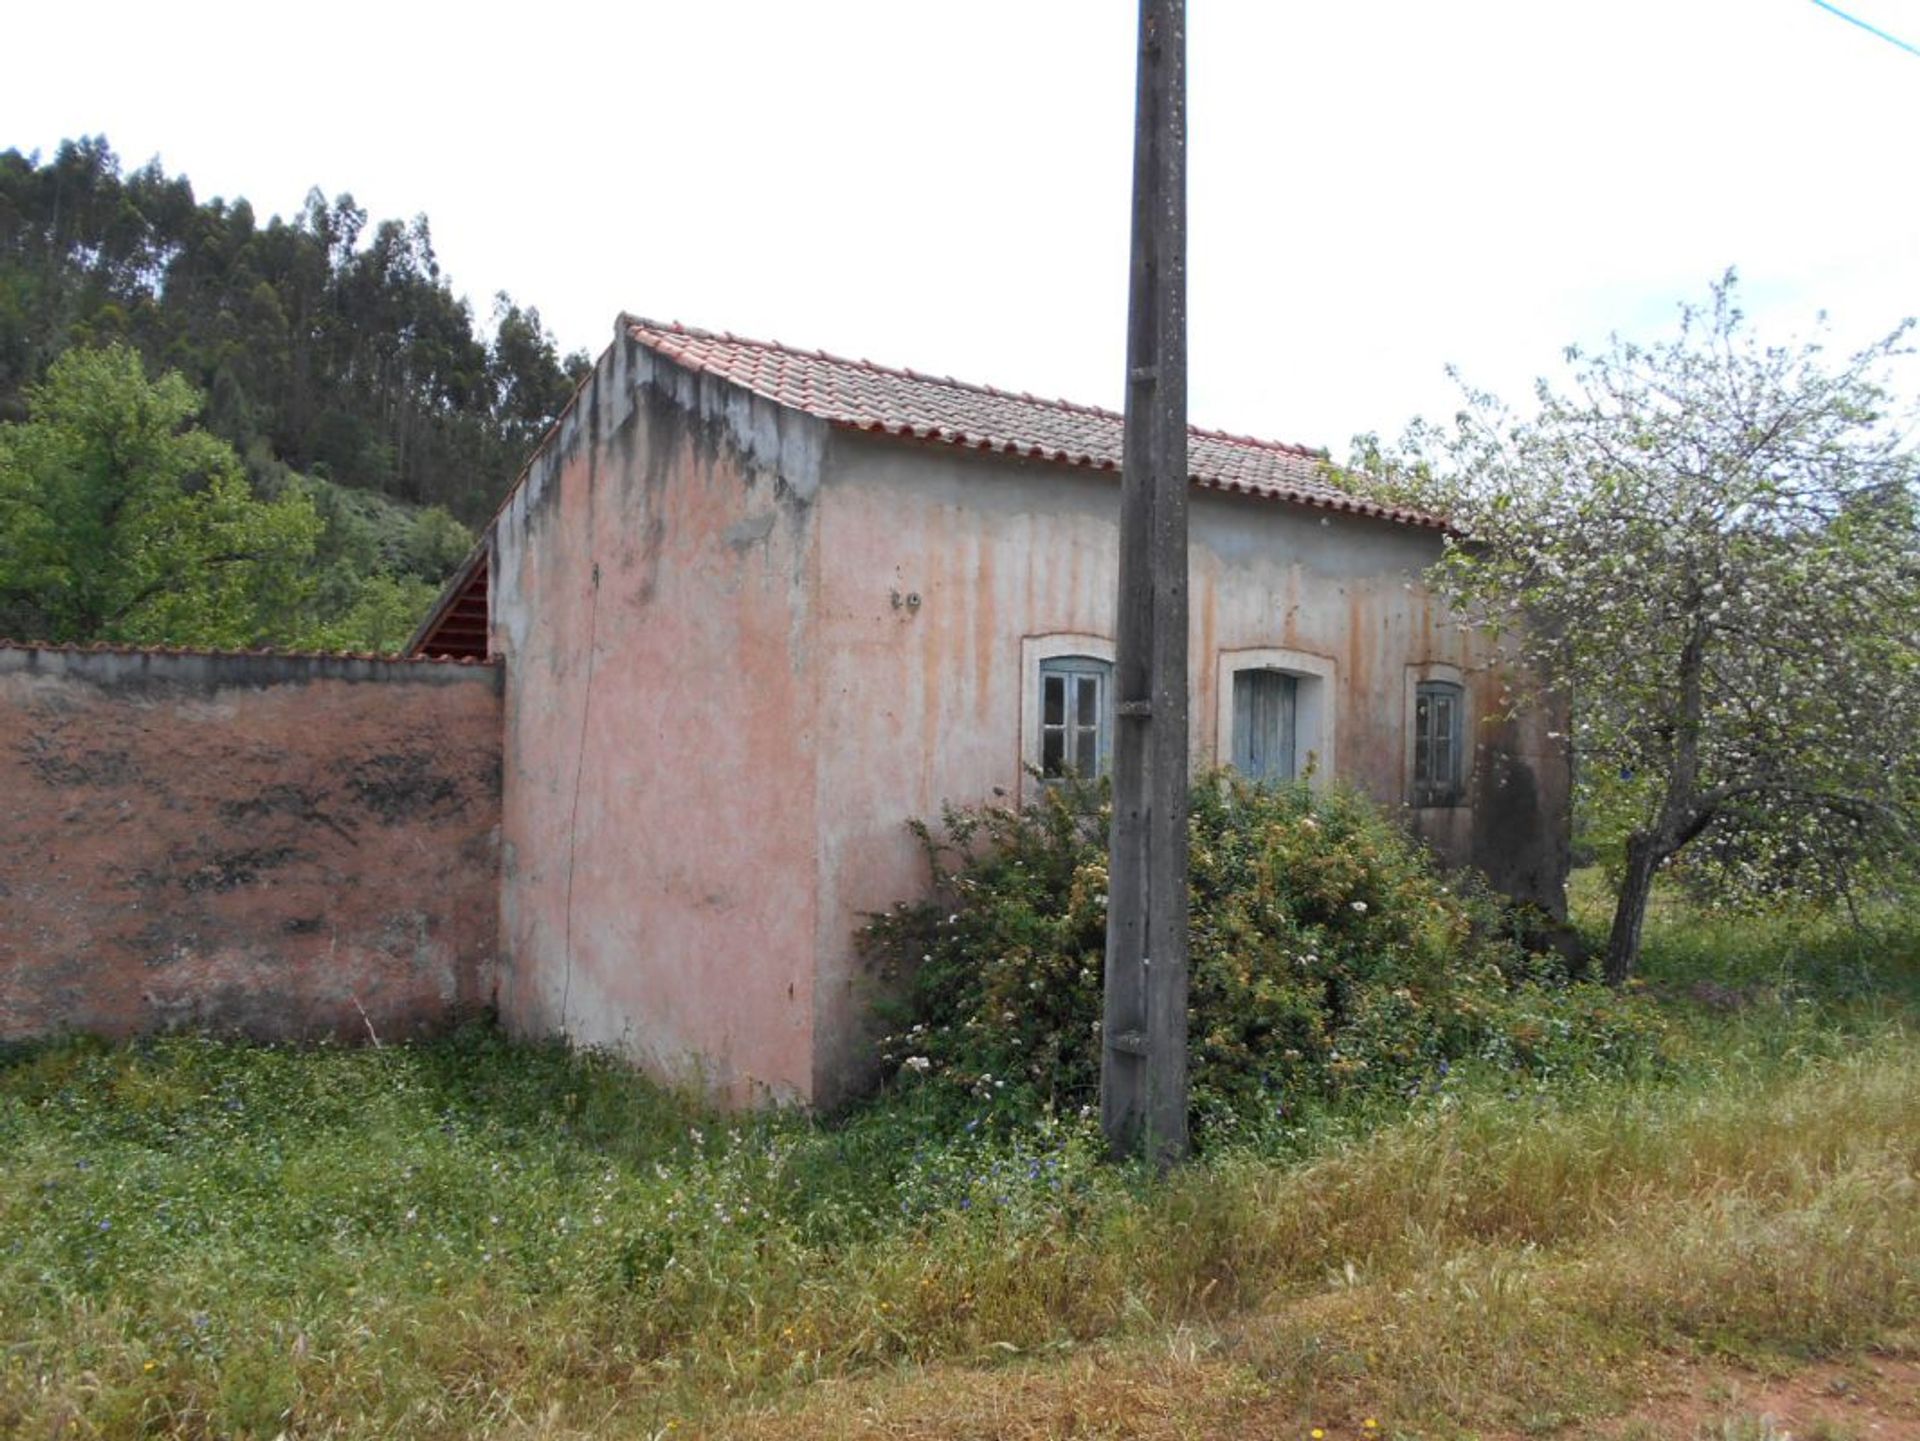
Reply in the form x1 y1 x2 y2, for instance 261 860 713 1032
625 317 1448 530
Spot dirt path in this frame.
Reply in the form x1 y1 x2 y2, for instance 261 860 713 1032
709 1348 1920 1439
1591 1355 1920 1441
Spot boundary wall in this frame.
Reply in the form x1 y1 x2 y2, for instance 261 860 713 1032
0 645 502 1045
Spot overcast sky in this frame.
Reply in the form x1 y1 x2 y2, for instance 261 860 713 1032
6 1 1917 455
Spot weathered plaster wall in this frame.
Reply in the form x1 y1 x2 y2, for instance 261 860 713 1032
809 434 1569 1100
0 647 501 1045
488 331 825 1104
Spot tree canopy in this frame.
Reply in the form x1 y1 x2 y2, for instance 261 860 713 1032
0 137 587 652
1350 275 1920 980
0 345 320 646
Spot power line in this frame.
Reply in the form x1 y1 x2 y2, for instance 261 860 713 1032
1809 0 1920 58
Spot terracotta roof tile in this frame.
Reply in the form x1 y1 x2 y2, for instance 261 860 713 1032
624 317 1448 530
0 639 495 666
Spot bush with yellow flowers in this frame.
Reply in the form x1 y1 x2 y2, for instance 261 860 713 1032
866 771 1667 1137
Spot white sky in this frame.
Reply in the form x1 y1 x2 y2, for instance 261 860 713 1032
5 0 1917 457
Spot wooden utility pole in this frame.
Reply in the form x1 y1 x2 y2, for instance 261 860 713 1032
1102 0 1189 1168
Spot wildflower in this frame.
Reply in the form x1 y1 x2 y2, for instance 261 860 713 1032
143 1360 156 1372
902 1056 931 1074
1365 1423 1380 1432
1312 1431 1325 1439
1351 900 1368 913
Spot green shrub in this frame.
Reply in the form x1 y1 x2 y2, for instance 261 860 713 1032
865 772 1668 1136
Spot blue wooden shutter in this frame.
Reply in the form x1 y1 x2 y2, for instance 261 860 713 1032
1232 670 1297 782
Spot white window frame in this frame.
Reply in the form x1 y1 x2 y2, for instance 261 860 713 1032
1021 633 1115 801
1404 662 1471 809
1215 647 1337 789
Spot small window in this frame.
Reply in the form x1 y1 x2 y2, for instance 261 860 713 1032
1413 680 1466 806
1039 655 1111 779
1232 669 1298 782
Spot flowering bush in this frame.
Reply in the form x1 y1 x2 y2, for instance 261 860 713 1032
867 772 1667 1134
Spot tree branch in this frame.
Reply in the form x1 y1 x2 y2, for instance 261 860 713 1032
102 550 265 625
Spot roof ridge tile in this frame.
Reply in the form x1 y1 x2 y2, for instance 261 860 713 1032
630 316 1332 456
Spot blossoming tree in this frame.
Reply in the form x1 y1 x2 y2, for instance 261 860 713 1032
1352 275 1919 982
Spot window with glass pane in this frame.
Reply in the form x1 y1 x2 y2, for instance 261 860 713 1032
1038 656 1111 779
1413 680 1465 806
1232 669 1298 782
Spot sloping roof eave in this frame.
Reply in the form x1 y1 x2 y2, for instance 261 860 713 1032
626 317 1454 533
823 414 1456 533
408 315 1460 652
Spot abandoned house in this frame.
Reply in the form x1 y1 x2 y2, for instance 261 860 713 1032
399 317 1570 1108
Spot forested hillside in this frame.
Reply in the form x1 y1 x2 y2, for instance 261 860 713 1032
0 138 587 651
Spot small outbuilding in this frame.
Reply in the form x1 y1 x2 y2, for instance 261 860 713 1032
411 317 1568 1107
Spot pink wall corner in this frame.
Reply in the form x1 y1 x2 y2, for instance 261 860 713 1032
488 336 827 1105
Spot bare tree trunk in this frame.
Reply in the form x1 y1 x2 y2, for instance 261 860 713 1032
1605 832 1662 986
1603 611 1709 987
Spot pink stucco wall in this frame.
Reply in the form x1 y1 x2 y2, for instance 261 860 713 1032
807 432 1568 1101
0 647 501 1046
488 335 827 1104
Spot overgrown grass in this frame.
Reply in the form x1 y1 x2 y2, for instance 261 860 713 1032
3 891 1916 1439
1590 868 1920 1010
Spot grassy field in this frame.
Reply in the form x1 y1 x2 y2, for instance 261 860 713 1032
2 887 1916 1439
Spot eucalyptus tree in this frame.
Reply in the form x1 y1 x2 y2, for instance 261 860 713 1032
1 140 586 524
1354 275 1918 982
